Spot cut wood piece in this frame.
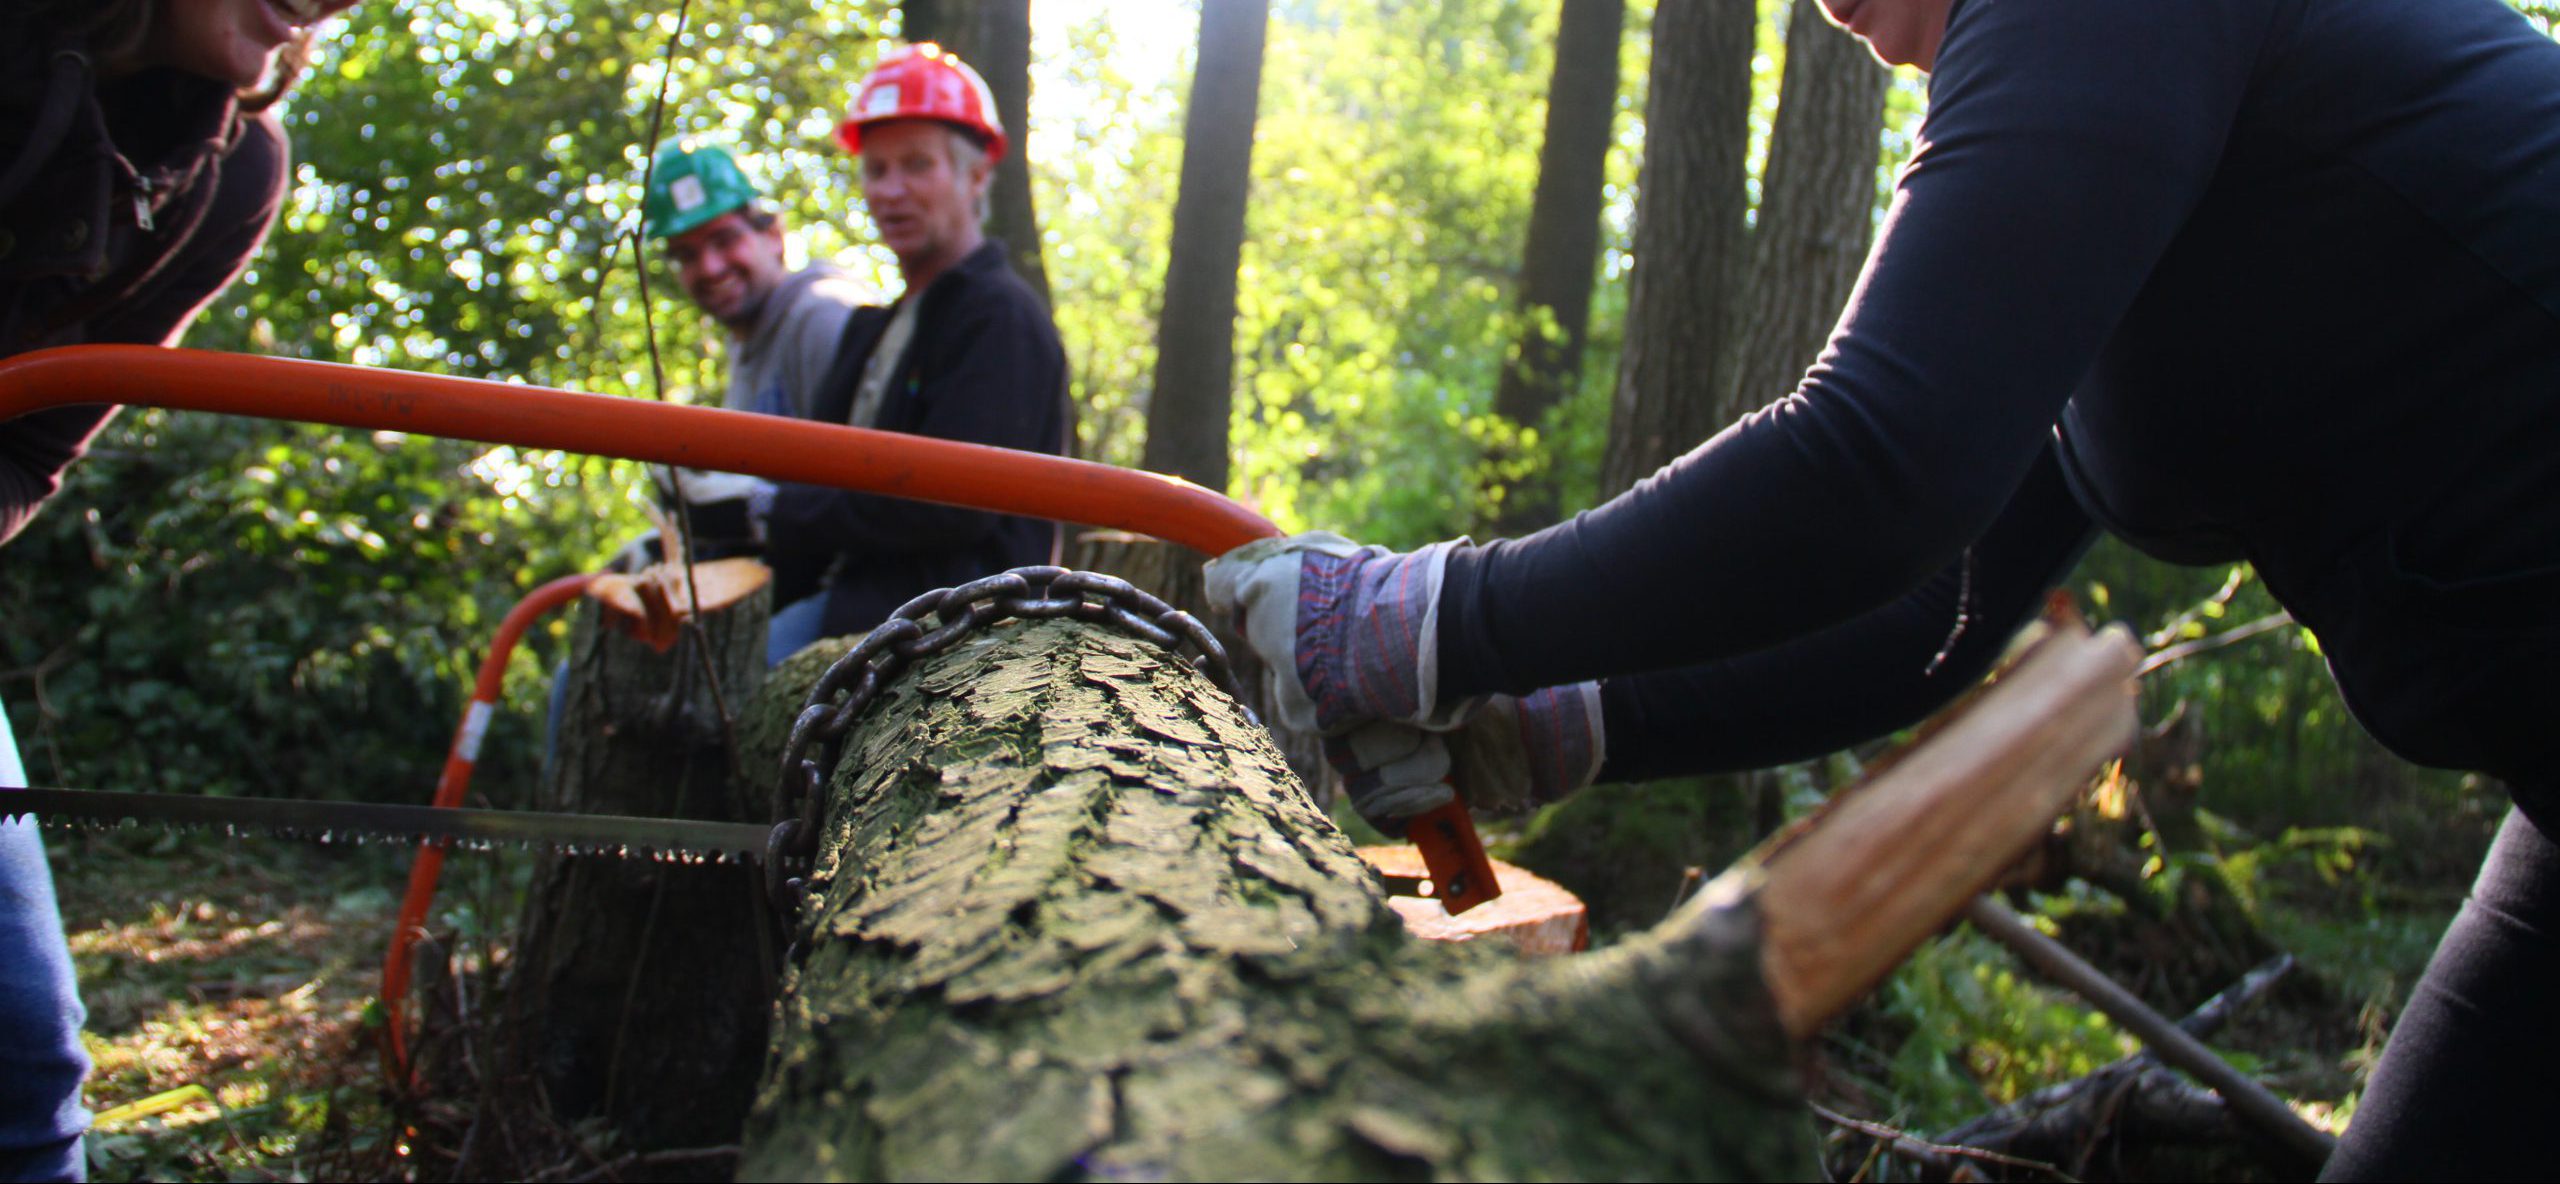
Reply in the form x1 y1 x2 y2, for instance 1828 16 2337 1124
586 557 771 652
1743 613 2143 1037
1356 845 1590 955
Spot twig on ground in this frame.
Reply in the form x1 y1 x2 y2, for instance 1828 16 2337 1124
537 1143 742 1184
1812 1103 2076 1180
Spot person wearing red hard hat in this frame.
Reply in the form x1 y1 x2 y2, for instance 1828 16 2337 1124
757 43 1068 667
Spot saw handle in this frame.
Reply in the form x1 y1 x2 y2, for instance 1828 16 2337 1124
1408 799 1500 913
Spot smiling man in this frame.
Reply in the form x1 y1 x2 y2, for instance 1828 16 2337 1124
645 141 863 422
632 140 864 564
757 43 1069 666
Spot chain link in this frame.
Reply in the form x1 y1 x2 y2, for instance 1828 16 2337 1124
764 566 1236 914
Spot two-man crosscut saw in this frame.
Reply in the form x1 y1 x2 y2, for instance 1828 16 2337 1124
0 345 1500 907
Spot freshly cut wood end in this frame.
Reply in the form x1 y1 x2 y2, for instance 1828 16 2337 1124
587 558 772 652
1731 611 2141 1038
1356 845 1590 956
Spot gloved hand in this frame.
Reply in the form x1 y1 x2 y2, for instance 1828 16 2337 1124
1202 532 1477 739
669 467 774 507
656 467 778 550
1327 681 1608 833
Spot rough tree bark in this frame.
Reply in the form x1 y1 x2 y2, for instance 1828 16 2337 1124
737 618 1808 1180
730 611 2141 1180
1139 0 1272 493
476 585 777 1164
1597 0 1755 498
1490 0 1626 534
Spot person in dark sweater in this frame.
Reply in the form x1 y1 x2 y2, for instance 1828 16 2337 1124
1208 0 2560 1177
0 3 356 1179
752 44 1068 665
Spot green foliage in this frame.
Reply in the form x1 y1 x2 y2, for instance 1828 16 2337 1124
2070 539 2488 875
1866 925 2136 1131
2 2 896 802
1223 0 1639 543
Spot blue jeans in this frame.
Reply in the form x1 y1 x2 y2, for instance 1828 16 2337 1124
0 704 88 1183
540 593 828 776
766 593 829 668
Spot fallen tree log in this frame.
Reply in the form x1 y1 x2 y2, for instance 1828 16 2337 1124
737 608 2141 1180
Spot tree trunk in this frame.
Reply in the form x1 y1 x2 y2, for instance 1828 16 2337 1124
1597 0 1756 498
976 0 1052 307
739 617 1811 1180
901 0 1049 306
1725 3 1886 425
479 588 777 1165
1139 0 1272 492
733 611 2142 1179
1490 0 1626 534
1062 530 1339 808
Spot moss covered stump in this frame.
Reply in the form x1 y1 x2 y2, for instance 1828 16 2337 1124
481 583 776 1166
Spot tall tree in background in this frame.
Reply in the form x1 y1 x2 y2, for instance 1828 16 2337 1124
1490 0 1625 535
1600 1 1887 496
1598 0 1756 497
1140 0 1272 492
902 0 1051 305
1726 0 1888 425
1535 4 1888 919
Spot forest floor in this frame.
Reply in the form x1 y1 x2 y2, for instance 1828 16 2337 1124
43 783 2498 1183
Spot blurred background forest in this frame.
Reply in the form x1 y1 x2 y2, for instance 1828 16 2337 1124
7 0 2556 1179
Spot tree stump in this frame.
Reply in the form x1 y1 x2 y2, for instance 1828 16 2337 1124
480 576 776 1165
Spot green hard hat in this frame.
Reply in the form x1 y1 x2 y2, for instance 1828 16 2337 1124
642 141 761 239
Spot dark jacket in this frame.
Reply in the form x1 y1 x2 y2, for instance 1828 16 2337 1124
1438 0 2560 808
0 26 290 545
765 238 1069 639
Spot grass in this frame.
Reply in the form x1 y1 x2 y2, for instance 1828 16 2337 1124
45 824 526 1183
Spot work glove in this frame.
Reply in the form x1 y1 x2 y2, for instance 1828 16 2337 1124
655 467 778 550
1327 681 1607 833
1204 531 1606 832
1202 532 1478 739
607 530 663 574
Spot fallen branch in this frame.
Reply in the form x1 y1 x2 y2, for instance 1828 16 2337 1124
1812 1103 2075 1180
1963 900 2332 1168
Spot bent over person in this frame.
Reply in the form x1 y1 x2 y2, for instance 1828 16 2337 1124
759 44 1069 665
1 4 362 1179
1207 0 2560 1178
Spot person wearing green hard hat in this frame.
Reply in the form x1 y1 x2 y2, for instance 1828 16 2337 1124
628 139 866 569
644 139 863 422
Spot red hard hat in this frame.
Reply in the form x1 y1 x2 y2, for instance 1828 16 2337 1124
837 43 1008 164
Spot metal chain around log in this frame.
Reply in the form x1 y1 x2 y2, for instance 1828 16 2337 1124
765 566 1238 913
